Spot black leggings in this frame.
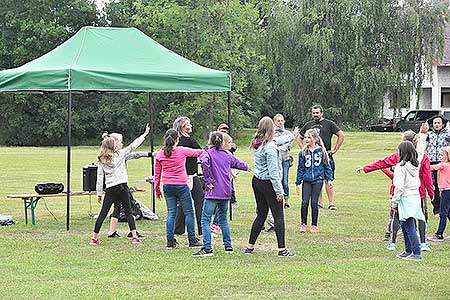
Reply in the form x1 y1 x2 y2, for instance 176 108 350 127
175 176 204 235
301 181 323 226
431 169 441 215
94 183 136 234
249 176 285 248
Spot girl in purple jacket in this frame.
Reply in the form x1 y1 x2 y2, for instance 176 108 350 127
194 131 249 256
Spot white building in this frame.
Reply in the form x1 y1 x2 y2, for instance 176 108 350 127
382 25 450 119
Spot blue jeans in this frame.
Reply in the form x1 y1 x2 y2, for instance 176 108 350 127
282 159 290 199
163 184 196 241
201 199 231 250
437 190 450 236
400 217 421 255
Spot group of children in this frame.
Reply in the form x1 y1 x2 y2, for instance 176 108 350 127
89 118 336 256
358 123 450 260
89 118 450 260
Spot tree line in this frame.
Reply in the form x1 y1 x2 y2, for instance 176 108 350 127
0 0 448 145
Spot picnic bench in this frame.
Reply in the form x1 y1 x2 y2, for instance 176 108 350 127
7 188 145 225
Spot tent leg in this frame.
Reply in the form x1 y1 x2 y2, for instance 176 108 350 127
227 91 232 221
148 93 156 213
66 92 72 231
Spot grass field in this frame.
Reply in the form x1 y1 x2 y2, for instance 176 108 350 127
0 131 449 300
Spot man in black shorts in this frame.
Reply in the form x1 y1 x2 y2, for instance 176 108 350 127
297 104 345 210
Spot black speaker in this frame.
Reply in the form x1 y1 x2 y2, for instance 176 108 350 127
83 164 98 192
34 183 64 194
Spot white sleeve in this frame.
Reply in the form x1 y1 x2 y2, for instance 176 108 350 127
392 166 405 204
416 133 427 163
96 164 104 196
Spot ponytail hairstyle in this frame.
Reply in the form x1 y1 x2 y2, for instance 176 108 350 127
162 129 179 157
303 128 329 164
250 116 275 149
398 141 419 167
98 135 116 164
173 116 191 137
208 131 224 150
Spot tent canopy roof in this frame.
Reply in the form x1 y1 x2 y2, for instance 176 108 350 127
0 26 231 93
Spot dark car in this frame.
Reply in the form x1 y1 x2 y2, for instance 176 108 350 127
367 118 395 132
394 109 443 132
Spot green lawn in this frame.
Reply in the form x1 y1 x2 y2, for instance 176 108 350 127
0 131 449 300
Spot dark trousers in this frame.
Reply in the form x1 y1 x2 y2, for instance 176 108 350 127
388 198 428 244
436 190 450 236
94 183 136 234
400 217 421 256
249 176 286 248
431 168 441 215
175 176 204 235
301 181 323 226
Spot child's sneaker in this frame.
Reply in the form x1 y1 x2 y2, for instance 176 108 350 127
244 247 255 255
166 238 178 249
310 225 319 233
89 238 101 245
278 249 295 257
300 224 307 233
427 234 444 242
328 204 337 210
383 231 391 241
193 247 213 257
107 231 120 238
131 237 141 244
224 246 233 253
188 237 203 248
402 254 423 260
386 243 396 251
127 231 144 239
210 224 222 234
420 243 431 251
396 251 411 258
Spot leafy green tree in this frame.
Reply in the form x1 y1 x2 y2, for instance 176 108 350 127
262 0 449 127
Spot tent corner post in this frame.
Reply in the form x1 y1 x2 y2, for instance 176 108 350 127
148 93 156 213
66 91 72 231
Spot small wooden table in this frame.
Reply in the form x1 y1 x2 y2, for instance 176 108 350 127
7 189 145 225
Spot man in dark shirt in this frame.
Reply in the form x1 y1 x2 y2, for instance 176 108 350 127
297 104 345 210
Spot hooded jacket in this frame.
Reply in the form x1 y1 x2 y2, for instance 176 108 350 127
295 146 333 185
200 147 249 200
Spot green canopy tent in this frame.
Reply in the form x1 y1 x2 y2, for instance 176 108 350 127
0 26 232 230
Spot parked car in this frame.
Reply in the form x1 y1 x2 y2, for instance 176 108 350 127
367 118 395 132
394 109 450 132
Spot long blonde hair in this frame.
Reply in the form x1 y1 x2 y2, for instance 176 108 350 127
98 135 116 164
250 116 275 149
303 128 329 164
173 116 190 137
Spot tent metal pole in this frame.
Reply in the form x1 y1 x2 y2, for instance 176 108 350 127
66 91 72 231
227 91 232 221
148 93 156 213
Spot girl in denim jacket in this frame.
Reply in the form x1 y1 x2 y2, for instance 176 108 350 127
296 128 333 233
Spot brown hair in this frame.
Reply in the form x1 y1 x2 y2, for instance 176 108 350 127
162 129 179 157
250 116 275 149
208 131 224 150
398 141 419 167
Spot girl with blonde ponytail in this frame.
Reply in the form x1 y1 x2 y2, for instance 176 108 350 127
90 124 150 246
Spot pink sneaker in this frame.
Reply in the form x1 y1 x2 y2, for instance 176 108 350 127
300 224 307 233
131 237 141 244
89 238 101 245
310 225 319 233
210 224 222 234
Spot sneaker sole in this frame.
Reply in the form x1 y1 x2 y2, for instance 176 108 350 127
194 253 213 257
